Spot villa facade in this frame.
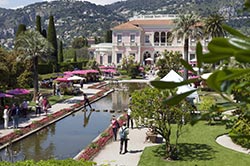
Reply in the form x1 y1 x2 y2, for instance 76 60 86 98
92 15 209 66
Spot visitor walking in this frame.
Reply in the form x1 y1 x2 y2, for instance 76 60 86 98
111 115 120 141
11 103 21 129
119 122 129 154
3 105 10 129
83 93 92 109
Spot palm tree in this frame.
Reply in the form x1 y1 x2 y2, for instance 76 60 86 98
172 13 203 80
15 30 53 100
204 13 226 38
204 14 226 69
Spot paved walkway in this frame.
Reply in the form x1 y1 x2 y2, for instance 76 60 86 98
216 134 250 154
1 77 248 165
93 127 159 166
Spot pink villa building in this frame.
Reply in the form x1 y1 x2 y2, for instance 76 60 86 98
92 15 208 66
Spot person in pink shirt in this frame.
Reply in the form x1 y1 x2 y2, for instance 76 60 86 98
111 115 120 141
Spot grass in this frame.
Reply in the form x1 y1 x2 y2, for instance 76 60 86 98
138 121 250 166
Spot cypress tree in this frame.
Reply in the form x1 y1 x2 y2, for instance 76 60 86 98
42 29 47 38
16 24 26 37
36 15 42 34
73 50 77 62
105 30 112 43
47 15 58 71
58 40 64 63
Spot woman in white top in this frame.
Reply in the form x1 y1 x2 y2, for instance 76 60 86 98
3 105 10 129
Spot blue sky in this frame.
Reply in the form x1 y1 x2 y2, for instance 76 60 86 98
0 0 121 9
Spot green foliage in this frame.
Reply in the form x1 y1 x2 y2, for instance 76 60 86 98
15 30 54 99
197 96 216 112
47 15 58 70
58 40 64 63
89 142 98 149
72 36 88 49
38 63 54 74
100 132 109 137
131 87 195 159
151 3 250 151
105 30 112 43
128 63 140 79
36 15 42 34
156 50 182 78
172 13 203 80
15 24 27 37
0 159 95 166
229 108 250 149
73 50 77 62
17 70 33 88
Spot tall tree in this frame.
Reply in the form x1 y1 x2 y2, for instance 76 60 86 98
131 87 194 159
204 13 226 38
15 30 53 100
58 40 64 63
73 50 77 62
172 14 202 80
36 15 42 34
16 24 27 37
105 30 112 43
42 29 47 38
72 36 87 49
47 15 58 71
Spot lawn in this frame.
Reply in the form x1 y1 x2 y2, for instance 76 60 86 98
138 121 250 166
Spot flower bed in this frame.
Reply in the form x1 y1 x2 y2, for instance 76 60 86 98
76 115 127 161
0 84 112 155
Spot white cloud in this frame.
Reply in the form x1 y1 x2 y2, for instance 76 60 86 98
0 0 8 6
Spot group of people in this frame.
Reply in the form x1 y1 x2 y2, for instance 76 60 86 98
111 115 130 154
35 93 51 116
2 100 29 129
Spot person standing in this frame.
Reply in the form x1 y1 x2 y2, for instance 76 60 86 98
119 122 129 154
21 100 28 118
3 105 10 129
127 107 134 129
42 96 49 115
11 103 20 129
35 96 41 116
111 115 120 141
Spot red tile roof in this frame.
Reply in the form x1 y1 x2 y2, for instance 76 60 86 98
112 19 174 30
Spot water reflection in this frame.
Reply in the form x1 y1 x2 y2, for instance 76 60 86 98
83 111 92 128
0 83 147 162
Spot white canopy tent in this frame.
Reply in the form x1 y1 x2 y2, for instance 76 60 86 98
67 75 86 81
160 70 199 101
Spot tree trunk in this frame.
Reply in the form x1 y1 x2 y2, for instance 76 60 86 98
183 38 189 80
33 56 39 101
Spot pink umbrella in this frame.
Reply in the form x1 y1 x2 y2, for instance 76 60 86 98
55 77 70 82
7 88 30 95
0 92 13 98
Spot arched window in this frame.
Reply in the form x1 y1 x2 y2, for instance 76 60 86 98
154 32 159 43
154 51 161 63
143 51 151 60
161 32 166 43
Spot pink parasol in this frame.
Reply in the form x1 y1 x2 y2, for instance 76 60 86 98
0 92 13 98
55 77 70 82
6 88 30 95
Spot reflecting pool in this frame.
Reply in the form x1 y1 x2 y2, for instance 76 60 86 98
0 83 147 162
